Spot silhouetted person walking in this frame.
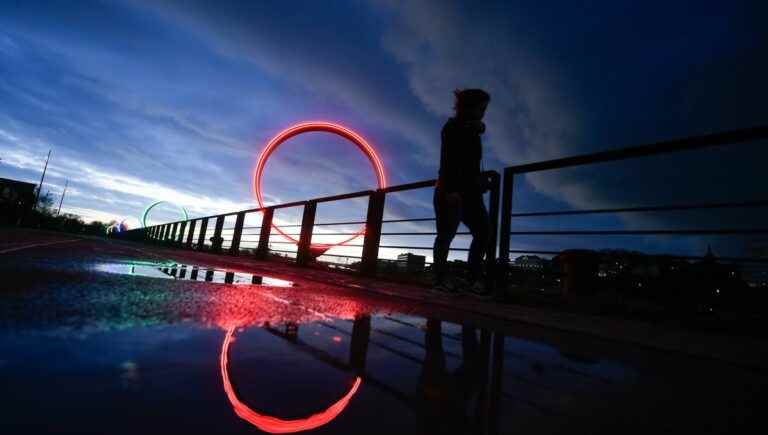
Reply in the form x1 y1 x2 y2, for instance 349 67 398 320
433 89 491 297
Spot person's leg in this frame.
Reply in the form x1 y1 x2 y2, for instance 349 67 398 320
433 189 462 285
461 195 490 283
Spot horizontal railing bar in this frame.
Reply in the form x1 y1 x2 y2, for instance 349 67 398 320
314 220 367 226
510 200 768 217
329 243 467 251
224 202 302 215
506 249 768 264
380 232 470 236
509 229 768 235
308 232 360 236
380 244 467 251
269 200 308 210
382 217 436 223
317 253 363 259
133 172 480 230
315 189 373 203
379 171 496 194
382 179 436 193
507 125 768 174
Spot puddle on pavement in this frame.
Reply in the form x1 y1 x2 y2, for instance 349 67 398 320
93 261 295 287
1 261 765 434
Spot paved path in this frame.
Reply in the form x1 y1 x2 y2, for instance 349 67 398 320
3 229 767 371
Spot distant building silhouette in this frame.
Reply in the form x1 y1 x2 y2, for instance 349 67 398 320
397 253 426 273
0 177 36 226
514 255 545 270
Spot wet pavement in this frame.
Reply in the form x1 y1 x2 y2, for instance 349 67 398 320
1 233 766 434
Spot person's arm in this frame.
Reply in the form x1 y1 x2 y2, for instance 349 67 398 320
440 126 464 195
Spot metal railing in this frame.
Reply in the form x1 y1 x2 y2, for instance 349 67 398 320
118 124 768 290
118 170 501 280
497 124 768 287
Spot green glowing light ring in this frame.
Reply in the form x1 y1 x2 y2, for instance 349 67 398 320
141 201 189 228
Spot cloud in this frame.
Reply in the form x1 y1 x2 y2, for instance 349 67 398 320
127 0 442 162
3 0 766 260
373 0 579 166
1 141 253 219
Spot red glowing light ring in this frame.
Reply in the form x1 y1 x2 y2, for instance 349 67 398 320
253 122 386 247
220 327 362 433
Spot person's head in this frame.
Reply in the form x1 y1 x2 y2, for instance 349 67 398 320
453 88 490 121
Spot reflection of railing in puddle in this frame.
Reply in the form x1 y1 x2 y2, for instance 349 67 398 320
223 308 506 434
157 264 294 287
209 283 596 432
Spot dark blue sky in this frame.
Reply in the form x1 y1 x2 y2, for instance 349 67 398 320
1 0 766 259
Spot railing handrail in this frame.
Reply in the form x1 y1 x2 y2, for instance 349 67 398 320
124 125 768 293
146 170 506 227
510 199 768 217
127 170 500 280
497 124 768 287
505 124 768 175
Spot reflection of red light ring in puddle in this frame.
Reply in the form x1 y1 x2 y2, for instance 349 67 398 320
220 327 362 433
253 122 386 248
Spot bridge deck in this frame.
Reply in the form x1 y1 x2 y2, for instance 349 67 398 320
2 228 767 371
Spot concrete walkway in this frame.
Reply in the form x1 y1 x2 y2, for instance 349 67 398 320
108 237 768 371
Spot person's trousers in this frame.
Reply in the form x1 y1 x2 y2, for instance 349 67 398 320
432 189 489 284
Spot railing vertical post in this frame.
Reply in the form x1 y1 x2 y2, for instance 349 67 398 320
170 222 178 244
196 218 209 251
256 208 274 258
485 171 500 291
488 331 505 435
497 168 515 290
360 191 386 276
349 314 371 373
296 201 316 266
177 221 187 245
185 219 197 249
229 212 246 256
211 216 225 253
162 225 170 243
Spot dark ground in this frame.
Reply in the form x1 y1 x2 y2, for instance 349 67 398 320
1 228 767 434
